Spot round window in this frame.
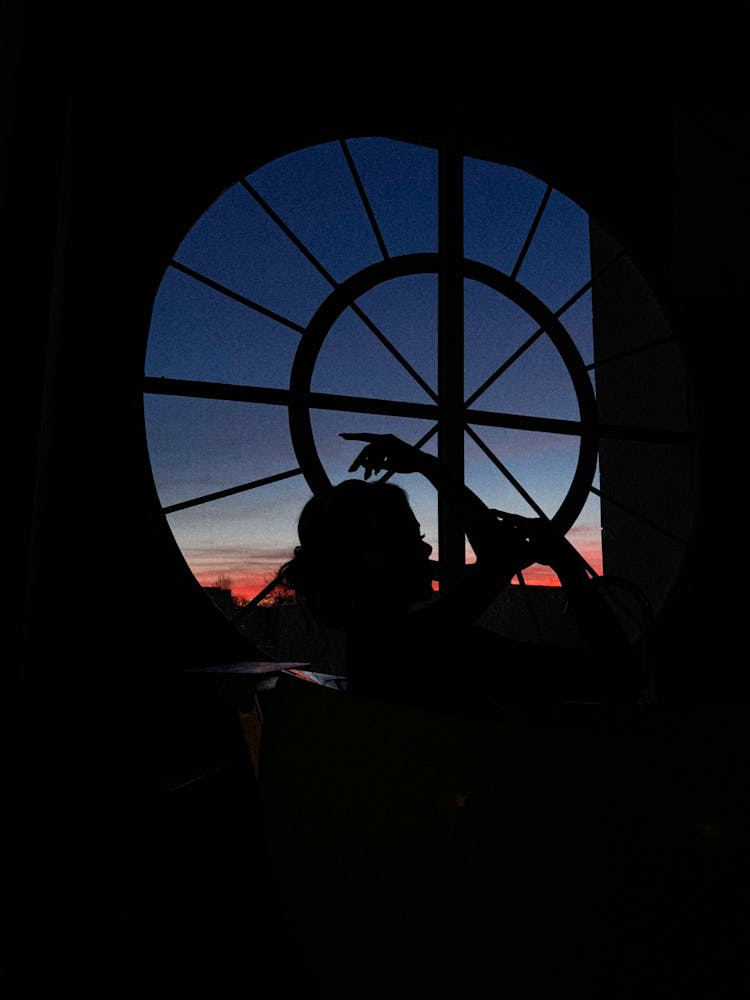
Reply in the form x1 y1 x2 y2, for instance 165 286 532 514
144 137 697 657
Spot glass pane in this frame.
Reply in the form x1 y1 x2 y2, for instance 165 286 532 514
311 291 435 404
559 288 595 369
463 425 581 519
166 474 313 603
173 183 331 327
567 492 604 577
144 397 296 508
464 280 582 420
464 158 547 272
356 274 438 393
516 189 592 311
310 274 438 402
248 141 383 283
464 431 601 583
464 279 539 401
346 137 439 255
146 266 299 386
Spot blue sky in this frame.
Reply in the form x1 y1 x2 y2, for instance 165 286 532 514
144 137 604 600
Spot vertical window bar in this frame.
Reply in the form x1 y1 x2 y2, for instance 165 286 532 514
438 143 465 591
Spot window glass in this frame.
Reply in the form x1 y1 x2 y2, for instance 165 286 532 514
145 138 615 622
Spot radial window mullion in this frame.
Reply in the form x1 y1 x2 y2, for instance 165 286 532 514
236 574 287 615
467 406 585 437
240 178 341 289
464 423 546 516
464 326 546 408
464 257 620 410
169 260 307 335
586 335 679 374
596 421 695 447
554 249 627 323
340 139 390 262
162 467 304 514
346 301 439 401
590 484 690 546
143 377 294 407
309 392 438 421
510 183 552 281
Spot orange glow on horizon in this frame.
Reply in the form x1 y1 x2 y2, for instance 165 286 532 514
196 568 280 604
518 565 562 587
196 538 603 605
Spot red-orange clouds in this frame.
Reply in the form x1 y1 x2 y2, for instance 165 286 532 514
195 568 277 604
195 529 603 604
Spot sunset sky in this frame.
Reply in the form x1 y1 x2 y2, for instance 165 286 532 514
144 137 604 603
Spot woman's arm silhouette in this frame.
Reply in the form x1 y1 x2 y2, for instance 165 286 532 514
341 432 634 677
341 432 533 622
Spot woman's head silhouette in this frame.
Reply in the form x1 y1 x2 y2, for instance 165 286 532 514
278 478 433 627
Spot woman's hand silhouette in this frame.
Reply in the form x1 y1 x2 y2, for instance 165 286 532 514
340 432 430 479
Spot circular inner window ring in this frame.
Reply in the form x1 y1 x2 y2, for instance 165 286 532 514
288 252 599 537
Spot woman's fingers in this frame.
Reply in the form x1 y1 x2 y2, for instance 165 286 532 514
343 434 378 475
347 444 381 477
349 455 376 477
342 433 390 478
341 432 418 478
340 432 378 442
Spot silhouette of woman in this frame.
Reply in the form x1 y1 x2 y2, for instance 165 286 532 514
278 432 639 715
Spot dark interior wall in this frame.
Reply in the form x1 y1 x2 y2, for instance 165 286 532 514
4 5 747 994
